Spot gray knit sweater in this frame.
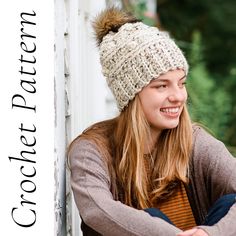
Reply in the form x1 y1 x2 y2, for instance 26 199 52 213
69 126 236 236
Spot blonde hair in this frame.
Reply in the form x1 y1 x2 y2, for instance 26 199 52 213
70 96 193 209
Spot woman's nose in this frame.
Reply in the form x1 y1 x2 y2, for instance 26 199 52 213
168 87 187 103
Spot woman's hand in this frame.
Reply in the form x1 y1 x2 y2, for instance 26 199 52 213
176 228 209 236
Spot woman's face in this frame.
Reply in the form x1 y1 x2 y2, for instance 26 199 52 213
138 69 187 137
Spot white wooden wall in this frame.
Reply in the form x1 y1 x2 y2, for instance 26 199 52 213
55 0 119 234
63 1 118 235
65 0 122 234
54 0 67 235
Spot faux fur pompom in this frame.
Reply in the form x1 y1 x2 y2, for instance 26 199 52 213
92 7 139 46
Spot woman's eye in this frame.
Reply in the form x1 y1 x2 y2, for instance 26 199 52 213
179 82 187 88
156 84 167 89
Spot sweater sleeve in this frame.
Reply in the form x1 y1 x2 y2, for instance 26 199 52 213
68 139 181 236
193 127 236 236
199 204 236 236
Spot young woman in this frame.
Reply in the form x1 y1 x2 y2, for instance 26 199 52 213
68 8 236 236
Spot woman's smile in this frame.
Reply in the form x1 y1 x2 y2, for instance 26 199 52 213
160 106 181 118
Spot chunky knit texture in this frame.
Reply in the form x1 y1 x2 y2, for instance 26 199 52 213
99 21 189 111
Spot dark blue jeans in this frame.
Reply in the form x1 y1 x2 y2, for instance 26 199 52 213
144 194 236 226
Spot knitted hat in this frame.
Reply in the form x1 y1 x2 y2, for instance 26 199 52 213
93 8 188 111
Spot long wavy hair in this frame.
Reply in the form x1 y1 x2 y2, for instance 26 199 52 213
69 96 193 209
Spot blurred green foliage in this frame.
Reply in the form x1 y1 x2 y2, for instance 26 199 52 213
121 0 157 26
157 0 236 147
157 0 236 76
187 31 231 141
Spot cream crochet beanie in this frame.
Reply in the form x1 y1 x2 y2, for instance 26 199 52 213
93 8 188 111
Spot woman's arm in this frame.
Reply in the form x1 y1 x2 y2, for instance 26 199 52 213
191 127 236 236
68 139 181 236
199 204 236 236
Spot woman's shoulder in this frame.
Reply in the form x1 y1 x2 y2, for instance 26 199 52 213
191 124 233 165
68 134 109 176
69 118 116 150
68 136 97 155
68 118 116 166
191 124 225 163
192 124 222 148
